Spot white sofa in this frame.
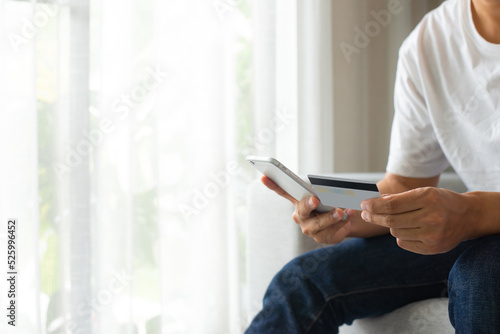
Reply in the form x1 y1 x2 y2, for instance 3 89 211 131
246 172 467 333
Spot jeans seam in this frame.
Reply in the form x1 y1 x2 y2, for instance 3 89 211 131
305 279 448 333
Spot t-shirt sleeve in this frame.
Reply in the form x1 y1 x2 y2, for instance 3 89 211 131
386 40 450 178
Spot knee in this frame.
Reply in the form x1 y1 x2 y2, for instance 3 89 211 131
267 247 335 296
263 244 343 309
267 257 305 298
448 235 500 329
448 236 500 292
251 248 339 330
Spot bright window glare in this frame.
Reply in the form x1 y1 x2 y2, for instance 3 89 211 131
1 0 254 332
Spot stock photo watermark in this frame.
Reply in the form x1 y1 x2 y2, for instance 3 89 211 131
442 81 491 127
47 269 134 334
178 106 296 221
8 0 65 54
212 0 247 21
245 107 297 153
340 0 404 64
247 243 338 326
178 161 243 219
52 65 168 181
81 269 134 314
5 219 17 327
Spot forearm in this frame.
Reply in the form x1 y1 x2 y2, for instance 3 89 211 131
465 191 500 240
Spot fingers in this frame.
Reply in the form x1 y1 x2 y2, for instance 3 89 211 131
261 175 322 218
361 189 431 229
360 187 471 255
361 188 424 215
295 196 320 220
389 227 423 244
311 220 352 244
304 217 351 245
296 207 349 237
261 175 350 244
394 239 428 254
361 209 422 229
261 175 298 205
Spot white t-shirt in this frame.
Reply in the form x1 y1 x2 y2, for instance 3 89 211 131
386 0 500 191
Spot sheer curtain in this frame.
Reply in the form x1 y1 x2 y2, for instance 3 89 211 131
0 0 443 333
1 0 252 333
252 0 335 174
0 2 41 334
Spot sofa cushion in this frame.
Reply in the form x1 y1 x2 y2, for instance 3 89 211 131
339 298 453 334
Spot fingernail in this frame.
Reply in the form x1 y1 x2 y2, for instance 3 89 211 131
361 202 367 211
361 211 368 221
341 212 348 221
308 198 315 208
332 211 340 220
345 209 355 217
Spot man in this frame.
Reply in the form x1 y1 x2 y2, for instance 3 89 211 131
246 0 500 332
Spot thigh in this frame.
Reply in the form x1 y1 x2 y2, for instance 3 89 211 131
247 234 471 334
283 234 469 332
448 234 500 333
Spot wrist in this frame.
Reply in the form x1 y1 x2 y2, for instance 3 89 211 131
463 191 500 240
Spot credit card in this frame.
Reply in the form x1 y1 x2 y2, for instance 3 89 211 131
307 175 380 210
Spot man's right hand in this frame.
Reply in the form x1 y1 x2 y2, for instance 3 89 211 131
261 175 355 245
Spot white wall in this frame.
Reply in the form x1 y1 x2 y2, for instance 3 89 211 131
330 0 443 172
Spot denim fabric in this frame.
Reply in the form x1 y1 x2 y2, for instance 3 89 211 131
246 234 500 334
448 235 500 333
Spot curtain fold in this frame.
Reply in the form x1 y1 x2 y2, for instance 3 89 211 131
67 2 92 333
0 0 444 333
297 0 334 174
252 0 335 174
1 0 251 333
0 2 41 333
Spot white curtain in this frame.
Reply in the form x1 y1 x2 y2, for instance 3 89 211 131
1 0 252 333
0 1 41 333
0 0 443 333
252 0 335 174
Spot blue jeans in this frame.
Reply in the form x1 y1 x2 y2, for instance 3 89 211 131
246 234 500 334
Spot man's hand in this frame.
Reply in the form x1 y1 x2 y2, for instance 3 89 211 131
360 187 479 255
261 175 354 244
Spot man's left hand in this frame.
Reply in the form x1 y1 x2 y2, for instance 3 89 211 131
360 187 478 255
